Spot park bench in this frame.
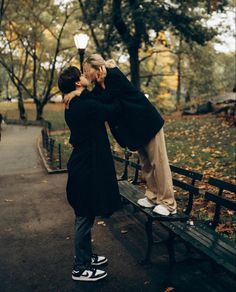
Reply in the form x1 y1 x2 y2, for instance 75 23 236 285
112 150 202 264
112 150 236 277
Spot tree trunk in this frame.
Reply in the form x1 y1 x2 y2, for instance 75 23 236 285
18 94 27 120
185 79 193 103
6 80 9 100
176 38 183 106
128 46 140 90
35 102 44 120
176 54 181 105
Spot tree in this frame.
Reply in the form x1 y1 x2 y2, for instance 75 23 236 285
0 0 79 120
76 0 226 90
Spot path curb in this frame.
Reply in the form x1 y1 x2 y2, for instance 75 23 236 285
37 137 67 174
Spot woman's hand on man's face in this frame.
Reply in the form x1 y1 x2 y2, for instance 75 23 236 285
96 66 106 81
96 66 107 88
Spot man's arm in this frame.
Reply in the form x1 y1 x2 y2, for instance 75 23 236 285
64 84 113 108
71 90 121 123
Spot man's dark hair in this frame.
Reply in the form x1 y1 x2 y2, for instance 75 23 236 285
58 66 81 94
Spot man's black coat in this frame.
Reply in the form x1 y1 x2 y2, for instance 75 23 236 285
65 89 121 217
93 67 164 151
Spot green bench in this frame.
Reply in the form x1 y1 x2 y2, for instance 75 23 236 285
113 150 202 264
113 151 236 277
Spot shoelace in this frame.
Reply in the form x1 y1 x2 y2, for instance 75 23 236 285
91 254 98 262
85 266 97 276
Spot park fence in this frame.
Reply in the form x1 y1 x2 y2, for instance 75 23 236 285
41 127 64 170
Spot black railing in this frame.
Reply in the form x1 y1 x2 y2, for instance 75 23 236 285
41 127 63 169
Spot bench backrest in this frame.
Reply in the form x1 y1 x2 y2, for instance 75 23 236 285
205 177 236 229
169 164 203 215
112 150 202 215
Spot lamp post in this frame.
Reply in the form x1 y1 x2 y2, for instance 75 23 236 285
73 32 89 73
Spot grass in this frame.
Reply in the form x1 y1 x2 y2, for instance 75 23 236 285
164 113 236 182
0 101 66 130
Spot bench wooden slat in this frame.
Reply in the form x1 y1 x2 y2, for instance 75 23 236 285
170 165 203 181
118 181 188 222
208 177 236 193
205 192 236 211
165 221 236 255
184 224 236 258
162 221 236 275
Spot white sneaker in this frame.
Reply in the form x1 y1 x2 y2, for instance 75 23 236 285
91 254 108 266
137 197 156 208
72 267 107 281
153 205 177 216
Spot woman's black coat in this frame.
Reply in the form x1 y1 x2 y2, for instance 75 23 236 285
93 67 164 151
65 89 121 217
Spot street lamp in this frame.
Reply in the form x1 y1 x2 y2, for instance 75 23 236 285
73 32 89 73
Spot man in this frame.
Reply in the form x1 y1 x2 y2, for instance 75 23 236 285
58 66 121 281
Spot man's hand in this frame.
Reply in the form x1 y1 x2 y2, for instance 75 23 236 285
64 89 82 109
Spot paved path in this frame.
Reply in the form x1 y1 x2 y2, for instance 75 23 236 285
0 124 235 292
0 124 42 175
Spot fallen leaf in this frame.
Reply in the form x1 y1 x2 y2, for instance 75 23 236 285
97 221 106 226
227 210 235 216
165 287 175 292
97 221 105 225
5 228 12 232
121 229 128 234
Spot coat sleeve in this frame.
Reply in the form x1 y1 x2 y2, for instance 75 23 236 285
91 83 113 103
105 68 136 100
71 96 122 123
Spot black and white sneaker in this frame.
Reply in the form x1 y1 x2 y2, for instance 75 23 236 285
91 254 108 266
72 266 107 281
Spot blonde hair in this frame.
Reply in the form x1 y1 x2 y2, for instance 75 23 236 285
84 54 117 69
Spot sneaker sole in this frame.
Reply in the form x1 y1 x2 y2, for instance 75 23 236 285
153 210 177 216
137 202 155 208
138 204 155 208
72 272 107 281
91 258 108 266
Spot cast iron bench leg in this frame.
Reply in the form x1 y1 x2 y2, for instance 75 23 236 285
142 217 153 264
167 230 176 284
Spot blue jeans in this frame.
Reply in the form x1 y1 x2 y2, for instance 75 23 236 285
74 216 95 271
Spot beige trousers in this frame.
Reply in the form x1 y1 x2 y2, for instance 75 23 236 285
138 128 177 212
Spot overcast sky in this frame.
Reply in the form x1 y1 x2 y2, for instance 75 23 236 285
206 8 235 53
